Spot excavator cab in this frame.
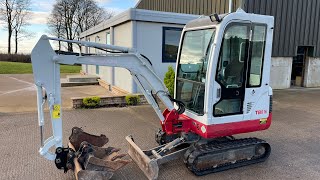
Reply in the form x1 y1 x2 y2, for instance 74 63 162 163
175 9 274 138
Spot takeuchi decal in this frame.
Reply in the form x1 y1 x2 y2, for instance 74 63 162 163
256 110 267 115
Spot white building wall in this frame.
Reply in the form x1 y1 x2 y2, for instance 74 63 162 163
270 57 293 89
96 29 113 85
81 30 113 83
304 57 320 87
79 8 199 93
135 21 184 93
113 22 134 93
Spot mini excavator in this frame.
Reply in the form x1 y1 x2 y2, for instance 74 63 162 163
31 9 274 180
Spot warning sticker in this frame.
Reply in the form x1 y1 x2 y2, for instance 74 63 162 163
52 104 61 119
260 118 267 124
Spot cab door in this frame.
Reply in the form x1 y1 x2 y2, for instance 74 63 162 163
243 24 270 120
213 22 251 123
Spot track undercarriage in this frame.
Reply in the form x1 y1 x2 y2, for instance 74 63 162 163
184 137 271 176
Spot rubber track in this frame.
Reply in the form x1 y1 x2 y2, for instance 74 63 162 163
184 138 271 176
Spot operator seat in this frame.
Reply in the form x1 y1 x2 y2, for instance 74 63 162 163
224 59 244 86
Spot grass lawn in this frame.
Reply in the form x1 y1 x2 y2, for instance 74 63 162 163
0 61 81 74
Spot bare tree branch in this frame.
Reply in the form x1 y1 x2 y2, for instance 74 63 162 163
48 0 113 52
13 0 31 54
0 0 31 54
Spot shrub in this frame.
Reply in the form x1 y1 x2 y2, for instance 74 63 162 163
83 96 101 108
125 95 140 106
0 53 31 63
164 66 175 96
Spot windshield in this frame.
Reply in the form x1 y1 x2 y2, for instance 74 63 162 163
176 29 215 115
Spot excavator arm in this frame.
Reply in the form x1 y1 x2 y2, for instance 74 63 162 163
31 35 176 160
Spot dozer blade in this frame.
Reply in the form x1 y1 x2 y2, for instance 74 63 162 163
126 136 159 180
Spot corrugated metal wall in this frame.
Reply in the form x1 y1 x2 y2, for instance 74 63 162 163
136 0 242 15
136 0 320 57
243 0 320 57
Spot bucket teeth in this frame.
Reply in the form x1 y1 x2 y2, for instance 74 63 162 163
68 127 130 180
86 155 131 171
91 146 121 159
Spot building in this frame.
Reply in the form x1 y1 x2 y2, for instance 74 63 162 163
82 0 320 91
80 9 198 94
136 0 320 89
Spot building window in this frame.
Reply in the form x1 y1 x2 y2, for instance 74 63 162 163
162 27 183 62
95 36 100 74
96 65 99 74
106 32 111 45
95 36 101 54
87 37 91 54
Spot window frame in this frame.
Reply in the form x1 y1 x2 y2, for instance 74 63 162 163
95 36 100 74
162 27 183 63
246 24 267 88
213 22 251 117
175 28 216 116
106 31 111 45
215 22 250 90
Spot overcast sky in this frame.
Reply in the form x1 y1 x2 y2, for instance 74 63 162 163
0 0 138 53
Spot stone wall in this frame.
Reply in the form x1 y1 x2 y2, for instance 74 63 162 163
72 95 147 109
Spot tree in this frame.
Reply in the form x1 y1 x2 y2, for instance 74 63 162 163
48 0 113 52
164 66 175 96
0 0 31 54
0 0 15 54
47 2 65 50
12 0 31 54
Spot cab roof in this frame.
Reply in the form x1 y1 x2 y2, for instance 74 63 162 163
184 8 274 30
185 13 228 29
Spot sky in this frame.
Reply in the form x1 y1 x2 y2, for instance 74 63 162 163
0 0 139 53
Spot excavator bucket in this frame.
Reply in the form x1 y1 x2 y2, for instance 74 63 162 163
126 136 159 180
56 127 131 180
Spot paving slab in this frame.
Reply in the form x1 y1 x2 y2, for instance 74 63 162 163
0 74 114 112
0 89 320 179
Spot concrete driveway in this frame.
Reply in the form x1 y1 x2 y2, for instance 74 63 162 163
0 74 114 112
0 88 320 180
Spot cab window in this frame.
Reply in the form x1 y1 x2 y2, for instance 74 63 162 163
176 29 215 115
